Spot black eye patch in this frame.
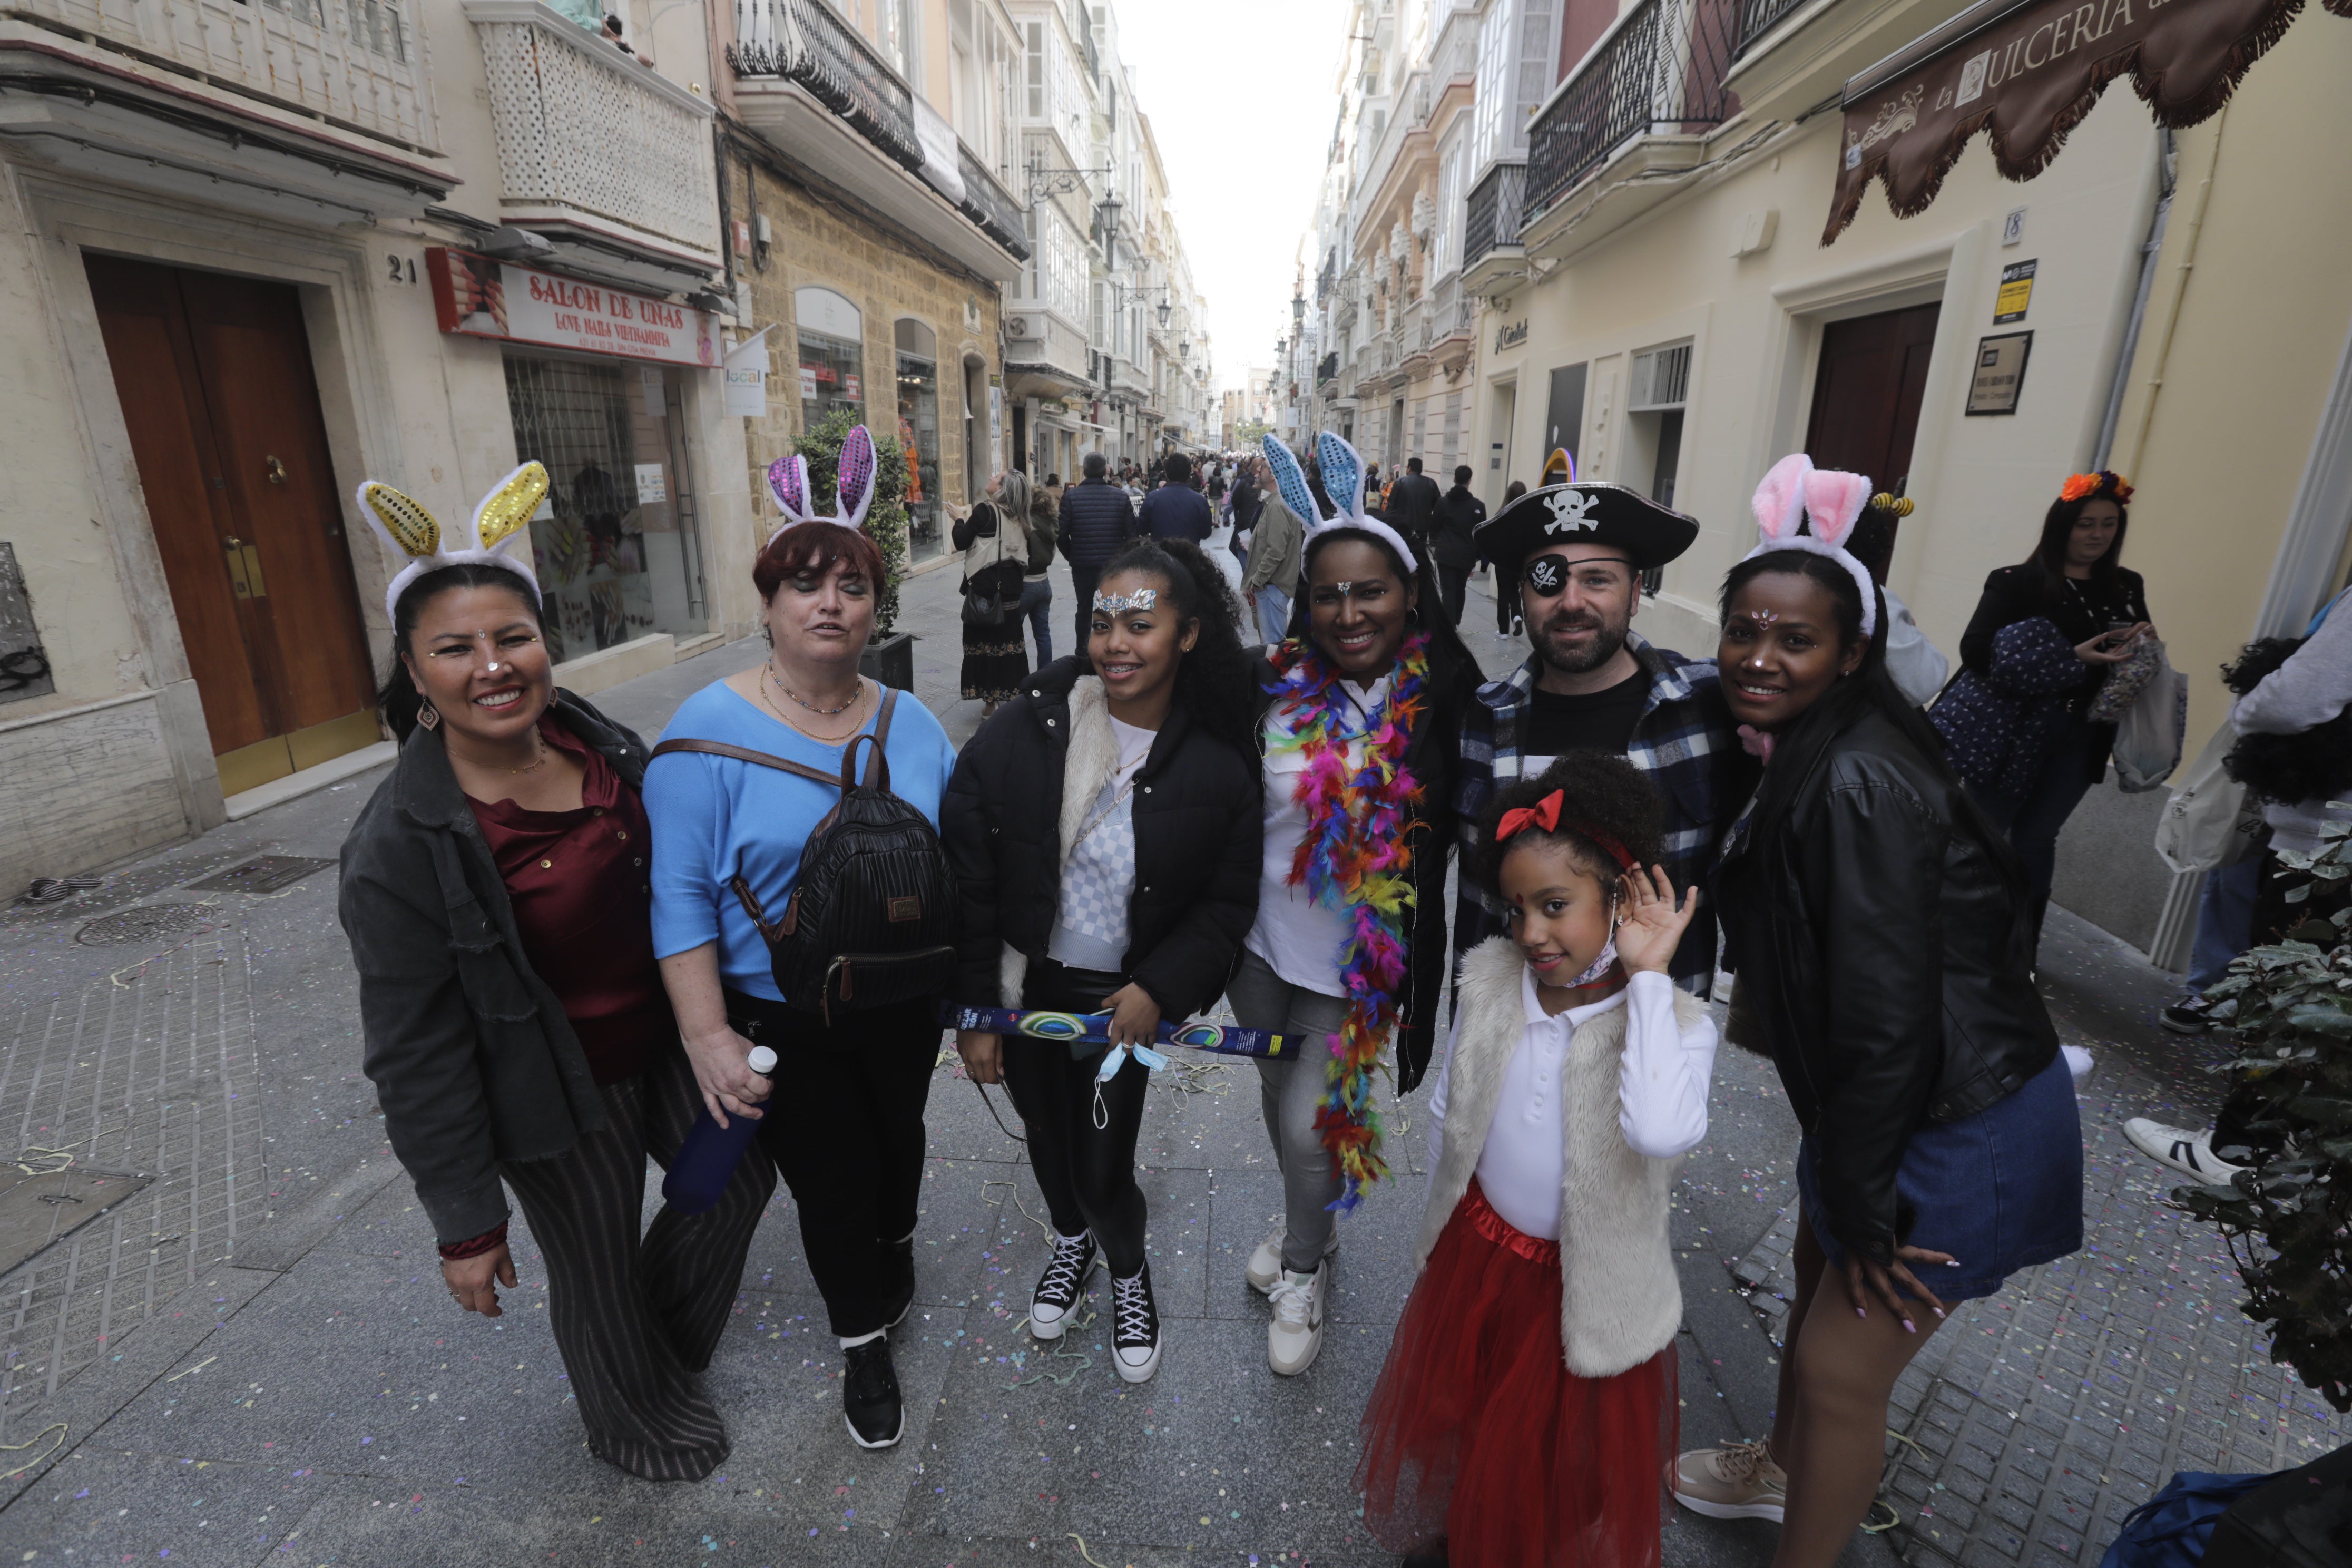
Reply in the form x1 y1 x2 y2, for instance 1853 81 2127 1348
1524 556 1567 595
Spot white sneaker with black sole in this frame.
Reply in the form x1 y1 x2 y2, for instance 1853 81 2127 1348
1028 1229 1097 1341
1267 1263 1327 1376
2122 1118 2245 1182
1110 1262 1163 1383
1246 1227 1339 1295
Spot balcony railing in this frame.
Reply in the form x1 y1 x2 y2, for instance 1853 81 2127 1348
472 2 718 262
1317 351 1340 385
1735 0 1808 53
18 0 435 148
955 145 1030 256
1429 275 1473 343
1463 158 1526 269
1524 0 1739 218
731 0 922 172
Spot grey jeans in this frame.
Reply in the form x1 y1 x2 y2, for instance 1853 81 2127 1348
1226 947 1349 1273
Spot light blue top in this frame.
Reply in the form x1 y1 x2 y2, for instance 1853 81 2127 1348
645 679 958 1003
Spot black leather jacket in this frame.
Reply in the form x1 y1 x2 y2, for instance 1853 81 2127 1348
1249 636 1483 1092
1713 707 2058 1266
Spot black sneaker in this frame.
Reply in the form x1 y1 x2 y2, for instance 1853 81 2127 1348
841 1337 904 1448
879 1236 916 1329
2159 997 2210 1035
1401 1542 1450 1568
1110 1262 1162 1383
1029 1230 1096 1342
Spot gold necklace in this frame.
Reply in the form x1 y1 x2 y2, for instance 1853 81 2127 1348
771 660 861 714
507 735 550 775
761 668 865 744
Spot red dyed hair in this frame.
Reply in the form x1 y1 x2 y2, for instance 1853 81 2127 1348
752 524 886 601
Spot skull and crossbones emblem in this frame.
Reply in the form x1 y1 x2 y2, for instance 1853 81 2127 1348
1542 489 1600 534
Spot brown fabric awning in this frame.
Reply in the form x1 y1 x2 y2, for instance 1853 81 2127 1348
1825 0 2331 242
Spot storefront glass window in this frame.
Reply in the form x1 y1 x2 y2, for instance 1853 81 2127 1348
504 353 708 665
895 318 943 563
798 328 864 430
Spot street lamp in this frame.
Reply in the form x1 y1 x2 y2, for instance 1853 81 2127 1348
1155 298 1172 329
1094 189 1123 268
1291 289 1306 328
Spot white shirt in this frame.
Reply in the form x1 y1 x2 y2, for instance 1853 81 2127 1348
1880 585 1951 708
2232 587 2352 855
1046 716 1158 971
1245 673 1394 997
1426 968 1719 1241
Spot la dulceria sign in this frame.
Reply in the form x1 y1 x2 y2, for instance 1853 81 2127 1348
426 249 719 368
1826 0 2350 242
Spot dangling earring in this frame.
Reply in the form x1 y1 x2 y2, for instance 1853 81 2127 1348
761 623 774 648
415 699 440 731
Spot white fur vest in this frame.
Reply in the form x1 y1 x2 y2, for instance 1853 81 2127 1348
997 674 1116 1004
1417 936 1700 1378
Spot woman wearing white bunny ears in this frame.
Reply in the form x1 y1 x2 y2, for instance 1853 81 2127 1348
340 462 779 1480
642 427 959 1451
1672 455 2083 1562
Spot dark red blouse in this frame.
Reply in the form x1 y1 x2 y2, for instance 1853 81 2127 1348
467 716 673 1087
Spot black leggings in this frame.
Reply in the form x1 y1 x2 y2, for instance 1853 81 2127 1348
1002 959 1151 1278
729 991 938 1338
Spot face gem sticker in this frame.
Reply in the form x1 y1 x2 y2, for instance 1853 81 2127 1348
1093 588 1158 614
1523 556 1567 596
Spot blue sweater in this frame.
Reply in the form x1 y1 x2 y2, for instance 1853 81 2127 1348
645 680 957 1003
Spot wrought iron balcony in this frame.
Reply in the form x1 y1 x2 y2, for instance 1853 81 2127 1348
1735 0 1809 54
1317 351 1340 385
1463 159 1526 270
730 0 922 172
955 146 1029 256
1523 0 1739 218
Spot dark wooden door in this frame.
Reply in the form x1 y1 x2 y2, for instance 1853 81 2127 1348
87 256 377 793
1805 301 1939 574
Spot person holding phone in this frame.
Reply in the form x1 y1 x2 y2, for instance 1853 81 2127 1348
1929 471 2152 952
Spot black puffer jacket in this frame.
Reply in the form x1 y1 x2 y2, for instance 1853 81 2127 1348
942 657 1261 1021
1057 479 1140 569
1713 707 2059 1267
1249 636 1483 1091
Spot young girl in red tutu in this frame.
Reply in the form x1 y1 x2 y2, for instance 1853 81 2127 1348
1357 750 1719 1568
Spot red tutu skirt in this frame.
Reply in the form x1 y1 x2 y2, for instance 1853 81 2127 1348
1356 1180 1678 1568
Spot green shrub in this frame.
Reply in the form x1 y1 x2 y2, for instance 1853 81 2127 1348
2178 818 2352 1411
792 410 908 638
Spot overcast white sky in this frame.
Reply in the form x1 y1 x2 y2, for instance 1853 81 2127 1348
1108 0 1347 394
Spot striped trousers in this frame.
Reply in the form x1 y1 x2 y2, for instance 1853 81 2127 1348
501 1044 776 1482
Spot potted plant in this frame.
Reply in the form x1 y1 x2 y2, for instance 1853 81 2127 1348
793 410 916 691
2178 819 2352 1412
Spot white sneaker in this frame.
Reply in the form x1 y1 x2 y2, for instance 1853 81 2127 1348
1246 1227 1338 1295
2122 1118 2245 1182
1267 1265 1327 1376
1672 1437 1787 1522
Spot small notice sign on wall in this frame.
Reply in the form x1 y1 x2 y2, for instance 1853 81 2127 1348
1993 259 2036 324
634 463 668 502
1966 331 2033 416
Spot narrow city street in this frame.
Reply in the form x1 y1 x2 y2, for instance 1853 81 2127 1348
0 556 2338 1567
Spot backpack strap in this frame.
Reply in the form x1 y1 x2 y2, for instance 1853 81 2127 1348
648 736 839 786
840 688 898 793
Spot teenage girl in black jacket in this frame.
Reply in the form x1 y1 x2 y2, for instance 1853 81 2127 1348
942 538 1261 1385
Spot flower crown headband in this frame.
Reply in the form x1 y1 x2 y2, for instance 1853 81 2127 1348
765 424 877 547
2059 469 2133 505
356 463 548 622
1746 453 1880 642
1259 431 1420 575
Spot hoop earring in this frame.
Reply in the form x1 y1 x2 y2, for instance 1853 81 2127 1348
415 700 440 732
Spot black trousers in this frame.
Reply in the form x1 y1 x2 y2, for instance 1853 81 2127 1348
1434 560 1469 627
499 1043 774 1482
1069 562 1103 654
731 991 937 1338
1002 959 1151 1278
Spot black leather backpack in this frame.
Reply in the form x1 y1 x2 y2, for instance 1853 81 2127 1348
650 689 957 1022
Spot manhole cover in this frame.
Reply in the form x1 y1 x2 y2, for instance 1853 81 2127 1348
184 855 336 896
74 903 208 946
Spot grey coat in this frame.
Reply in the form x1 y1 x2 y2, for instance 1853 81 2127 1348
1239 493 1305 596
338 691 644 1243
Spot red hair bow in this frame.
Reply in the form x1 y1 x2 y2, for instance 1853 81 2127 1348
1496 790 1639 873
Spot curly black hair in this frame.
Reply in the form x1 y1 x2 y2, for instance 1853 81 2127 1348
1093 536 1260 762
1472 749 1665 900
2221 636 2352 807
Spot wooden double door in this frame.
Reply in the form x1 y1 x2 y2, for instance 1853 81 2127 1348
87 256 379 797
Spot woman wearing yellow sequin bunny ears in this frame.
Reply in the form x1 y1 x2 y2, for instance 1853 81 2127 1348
338 463 775 1482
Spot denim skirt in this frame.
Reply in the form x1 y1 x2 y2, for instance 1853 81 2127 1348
1798 1053 2083 1302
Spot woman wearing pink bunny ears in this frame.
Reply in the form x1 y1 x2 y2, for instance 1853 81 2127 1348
1672 454 2083 1562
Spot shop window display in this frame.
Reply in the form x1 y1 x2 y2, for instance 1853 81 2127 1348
896 318 943 563
504 353 708 664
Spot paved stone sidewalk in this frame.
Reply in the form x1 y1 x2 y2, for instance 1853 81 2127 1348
0 553 2324 1566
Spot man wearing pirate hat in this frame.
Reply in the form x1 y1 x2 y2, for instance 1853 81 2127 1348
1453 468 1742 989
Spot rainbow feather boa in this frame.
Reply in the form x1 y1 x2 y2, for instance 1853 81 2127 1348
1262 632 1431 1210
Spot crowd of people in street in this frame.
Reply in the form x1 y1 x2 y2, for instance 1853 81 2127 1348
330 416 2351 1567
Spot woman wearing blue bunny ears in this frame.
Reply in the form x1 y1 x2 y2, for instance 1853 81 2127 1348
341 463 777 1482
